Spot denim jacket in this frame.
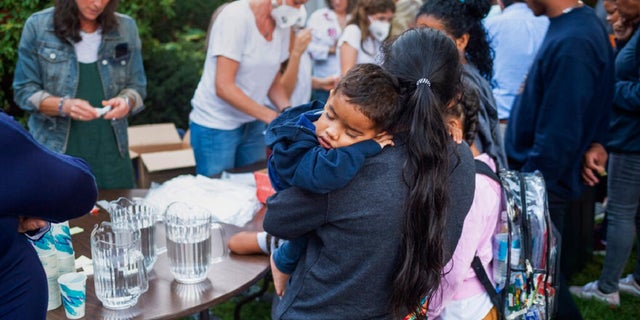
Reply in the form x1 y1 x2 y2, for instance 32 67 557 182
13 7 147 156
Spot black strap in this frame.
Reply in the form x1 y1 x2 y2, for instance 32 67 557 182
471 256 504 319
475 159 500 183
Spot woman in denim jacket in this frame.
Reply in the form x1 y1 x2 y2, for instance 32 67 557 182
13 0 147 189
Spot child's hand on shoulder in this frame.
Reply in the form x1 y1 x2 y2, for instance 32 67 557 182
374 132 394 149
448 124 463 144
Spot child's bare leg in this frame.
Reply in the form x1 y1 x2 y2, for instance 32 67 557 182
270 253 290 296
228 231 263 254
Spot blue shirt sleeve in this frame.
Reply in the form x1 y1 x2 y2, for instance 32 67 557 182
0 112 98 221
272 137 382 194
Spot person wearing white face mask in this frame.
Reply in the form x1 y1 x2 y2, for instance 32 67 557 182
189 0 308 177
337 0 395 76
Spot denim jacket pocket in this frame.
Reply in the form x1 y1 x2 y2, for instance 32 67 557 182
103 43 132 90
37 44 72 95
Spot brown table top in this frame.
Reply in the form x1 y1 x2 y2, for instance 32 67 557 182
46 189 269 320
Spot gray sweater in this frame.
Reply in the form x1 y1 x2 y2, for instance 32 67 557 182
264 137 476 319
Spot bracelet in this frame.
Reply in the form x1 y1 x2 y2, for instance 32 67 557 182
119 95 132 110
58 96 68 117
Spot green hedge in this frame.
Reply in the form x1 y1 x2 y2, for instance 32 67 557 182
1 0 225 130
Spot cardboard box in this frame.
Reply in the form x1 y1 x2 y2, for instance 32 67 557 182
128 123 195 188
128 123 183 154
254 168 275 203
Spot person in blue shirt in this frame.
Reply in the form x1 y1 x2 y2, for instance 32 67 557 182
505 1 614 319
265 63 398 295
0 111 97 319
484 0 548 134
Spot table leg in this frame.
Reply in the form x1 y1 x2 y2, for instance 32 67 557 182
233 274 272 320
200 309 210 320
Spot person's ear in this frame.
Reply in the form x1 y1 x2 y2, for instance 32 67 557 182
447 117 463 132
455 33 470 55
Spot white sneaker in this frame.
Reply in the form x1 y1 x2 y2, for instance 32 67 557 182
619 274 640 297
569 281 620 307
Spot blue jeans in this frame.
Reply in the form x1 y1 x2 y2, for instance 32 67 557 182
598 152 640 293
189 120 267 177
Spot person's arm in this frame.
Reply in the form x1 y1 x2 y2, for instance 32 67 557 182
338 25 360 76
311 75 339 91
340 43 358 76
216 56 280 123
210 6 282 123
280 29 312 98
264 187 327 240
0 112 97 221
268 113 384 194
614 79 640 113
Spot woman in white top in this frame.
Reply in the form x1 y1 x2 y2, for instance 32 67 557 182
306 0 355 102
189 0 307 177
338 0 395 76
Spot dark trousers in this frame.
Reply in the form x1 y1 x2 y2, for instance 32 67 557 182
548 190 596 320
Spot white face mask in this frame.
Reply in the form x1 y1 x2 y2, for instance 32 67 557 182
271 0 306 29
368 17 390 42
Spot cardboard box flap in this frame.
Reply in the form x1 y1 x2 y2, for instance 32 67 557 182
128 123 183 154
140 149 196 172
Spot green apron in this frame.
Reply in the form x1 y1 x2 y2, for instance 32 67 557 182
66 62 135 189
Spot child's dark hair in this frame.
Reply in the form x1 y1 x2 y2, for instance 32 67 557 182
417 0 493 80
335 63 400 131
445 79 480 145
348 0 396 55
381 27 462 318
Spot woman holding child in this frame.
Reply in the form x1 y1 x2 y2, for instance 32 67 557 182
263 27 476 319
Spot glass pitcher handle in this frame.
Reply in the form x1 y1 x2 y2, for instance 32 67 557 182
210 223 227 264
129 249 149 294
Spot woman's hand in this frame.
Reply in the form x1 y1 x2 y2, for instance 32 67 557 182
291 29 312 58
18 217 48 233
63 98 100 121
102 95 131 120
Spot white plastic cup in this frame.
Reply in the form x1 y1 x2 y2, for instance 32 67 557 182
57 272 87 319
37 250 61 310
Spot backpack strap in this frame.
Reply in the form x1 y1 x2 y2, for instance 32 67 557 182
471 256 504 319
473 160 504 318
475 159 500 183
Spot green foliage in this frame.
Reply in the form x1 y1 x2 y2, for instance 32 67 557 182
0 0 53 118
1 0 226 129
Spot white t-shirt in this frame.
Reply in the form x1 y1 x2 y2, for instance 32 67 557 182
337 24 382 67
306 8 346 78
291 52 313 106
190 0 290 130
74 29 102 63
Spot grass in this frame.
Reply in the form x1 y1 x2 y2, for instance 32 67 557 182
570 251 640 320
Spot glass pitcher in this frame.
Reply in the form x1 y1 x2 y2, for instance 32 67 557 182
109 197 158 273
91 221 149 310
164 202 227 284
